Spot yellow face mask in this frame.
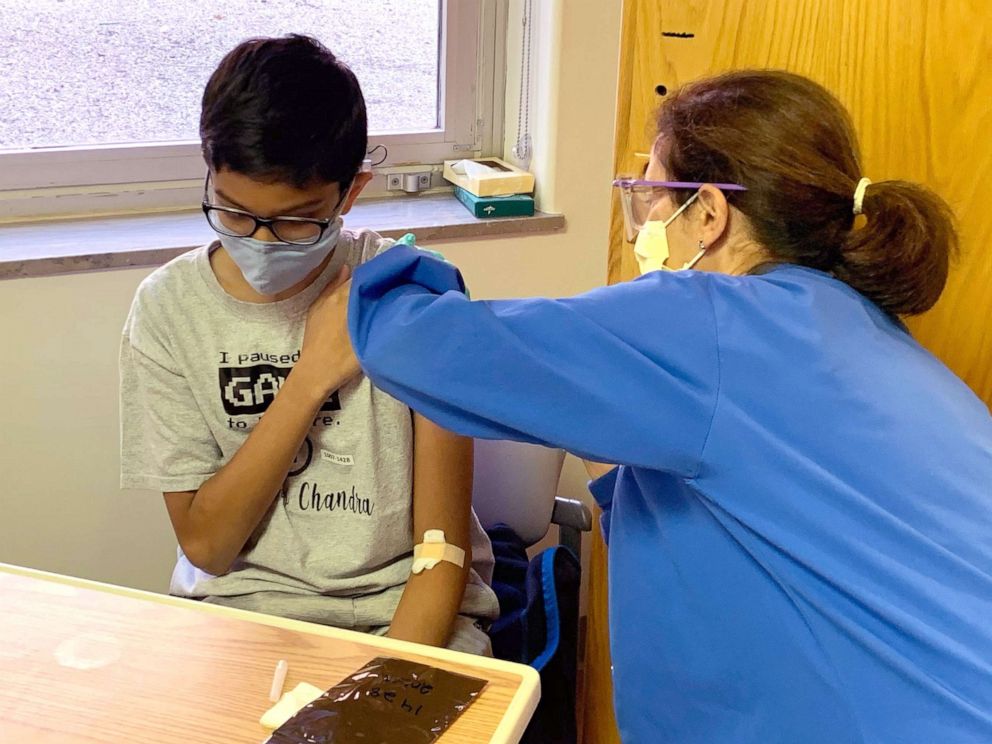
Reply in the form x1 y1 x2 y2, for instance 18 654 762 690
632 191 704 274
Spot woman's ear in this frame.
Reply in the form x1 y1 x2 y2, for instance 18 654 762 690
695 184 731 247
340 171 374 215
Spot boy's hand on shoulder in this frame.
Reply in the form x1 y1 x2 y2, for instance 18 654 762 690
293 264 360 400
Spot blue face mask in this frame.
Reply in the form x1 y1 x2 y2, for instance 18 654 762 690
217 217 344 296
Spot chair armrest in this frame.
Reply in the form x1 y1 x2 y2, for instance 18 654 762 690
552 497 592 582
552 497 592 532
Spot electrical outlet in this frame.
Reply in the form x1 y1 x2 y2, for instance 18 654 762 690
386 171 433 193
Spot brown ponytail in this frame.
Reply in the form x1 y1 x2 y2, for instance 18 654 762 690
836 180 957 315
657 70 958 316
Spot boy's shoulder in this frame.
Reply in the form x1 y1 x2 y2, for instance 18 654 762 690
341 227 395 267
126 244 212 340
134 244 210 305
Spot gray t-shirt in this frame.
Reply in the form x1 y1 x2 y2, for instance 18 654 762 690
120 228 497 627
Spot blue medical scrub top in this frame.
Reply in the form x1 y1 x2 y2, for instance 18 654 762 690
347 245 992 743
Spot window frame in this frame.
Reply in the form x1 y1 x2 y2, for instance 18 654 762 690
0 0 506 217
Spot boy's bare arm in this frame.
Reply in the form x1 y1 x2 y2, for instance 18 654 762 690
387 415 474 647
164 371 328 575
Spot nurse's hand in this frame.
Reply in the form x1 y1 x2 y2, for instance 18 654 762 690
294 264 361 401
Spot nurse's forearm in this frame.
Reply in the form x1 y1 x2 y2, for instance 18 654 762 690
347 247 719 469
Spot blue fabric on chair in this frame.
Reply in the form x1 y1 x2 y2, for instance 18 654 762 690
487 524 581 744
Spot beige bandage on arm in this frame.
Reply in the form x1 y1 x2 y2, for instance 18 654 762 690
411 529 466 574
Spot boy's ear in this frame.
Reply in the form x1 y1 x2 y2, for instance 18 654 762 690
340 171 374 215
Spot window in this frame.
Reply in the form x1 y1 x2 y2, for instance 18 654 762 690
0 0 505 215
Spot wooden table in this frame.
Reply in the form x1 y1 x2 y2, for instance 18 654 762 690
0 563 539 743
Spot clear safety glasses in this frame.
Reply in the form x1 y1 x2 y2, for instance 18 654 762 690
612 178 748 241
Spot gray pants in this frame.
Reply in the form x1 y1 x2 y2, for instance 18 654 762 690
202 583 497 656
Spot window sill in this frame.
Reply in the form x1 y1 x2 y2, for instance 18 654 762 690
0 194 564 280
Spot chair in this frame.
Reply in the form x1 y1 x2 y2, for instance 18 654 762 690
472 439 592 558
472 439 593 744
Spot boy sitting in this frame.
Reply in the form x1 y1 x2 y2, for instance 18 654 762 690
120 35 497 654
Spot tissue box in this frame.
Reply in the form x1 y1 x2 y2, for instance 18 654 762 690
443 157 535 197
454 187 535 218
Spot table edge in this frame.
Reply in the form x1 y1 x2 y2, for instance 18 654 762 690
1 563 541 744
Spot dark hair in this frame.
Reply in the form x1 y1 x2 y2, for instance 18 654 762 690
200 34 367 190
656 70 957 316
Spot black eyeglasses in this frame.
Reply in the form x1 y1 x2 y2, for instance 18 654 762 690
201 174 347 246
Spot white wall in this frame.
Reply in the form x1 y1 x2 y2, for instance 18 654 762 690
0 0 622 593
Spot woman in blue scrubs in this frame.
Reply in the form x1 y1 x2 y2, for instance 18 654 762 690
310 70 992 742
